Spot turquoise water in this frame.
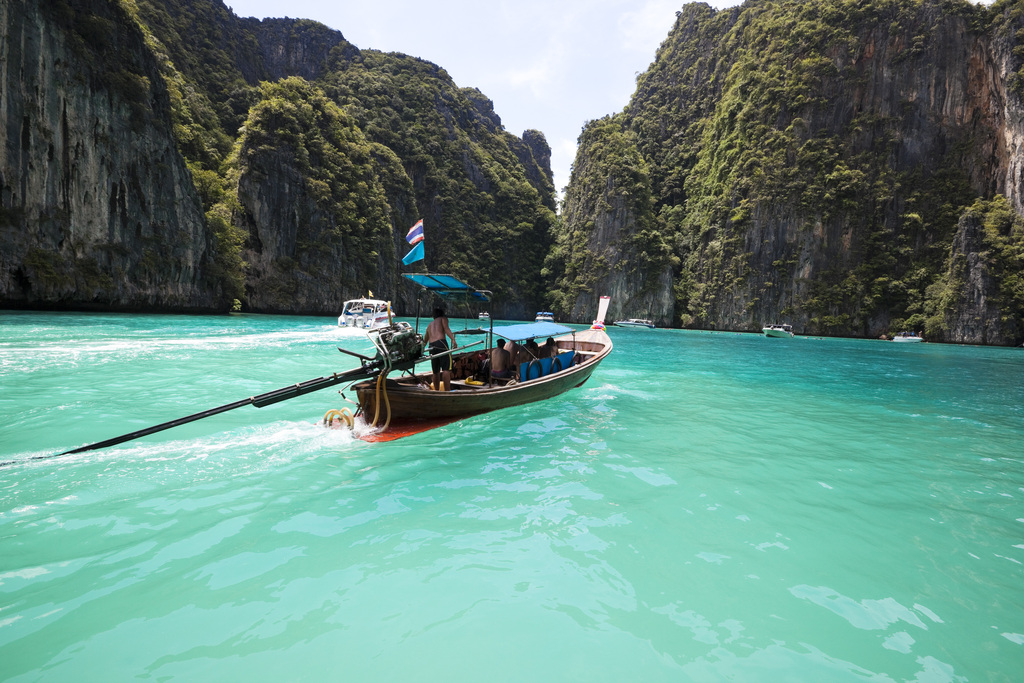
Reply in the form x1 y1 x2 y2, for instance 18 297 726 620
1 311 1022 681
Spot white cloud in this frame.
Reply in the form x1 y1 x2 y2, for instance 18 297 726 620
503 61 555 97
618 0 681 54
552 136 582 193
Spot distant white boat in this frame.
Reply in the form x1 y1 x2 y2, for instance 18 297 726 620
478 312 490 321
892 332 923 343
535 311 555 323
763 324 794 338
338 298 391 329
615 318 655 329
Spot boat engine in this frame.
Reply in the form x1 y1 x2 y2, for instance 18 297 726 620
375 322 423 364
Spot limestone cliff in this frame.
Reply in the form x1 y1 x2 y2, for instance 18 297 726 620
560 0 1024 343
940 196 1024 345
511 129 557 213
554 117 676 326
232 78 395 314
134 0 557 317
0 0 227 311
944 211 1004 344
0 0 555 317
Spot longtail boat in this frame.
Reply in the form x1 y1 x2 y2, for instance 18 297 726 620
44 275 610 458
338 274 613 441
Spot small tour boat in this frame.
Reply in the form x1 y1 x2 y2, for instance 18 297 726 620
535 311 555 323
614 318 655 329
338 298 392 329
763 324 794 338
338 277 612 441
892 332 923 343
58 278 611 453
478 312 490 321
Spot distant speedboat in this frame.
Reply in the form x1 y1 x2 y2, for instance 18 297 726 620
892 332 923 343
763 324 794 338
338 298 391 329
615 318 655 329
478 312 490 321
535 311 555 323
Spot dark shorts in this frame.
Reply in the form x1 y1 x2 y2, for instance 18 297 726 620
429 340 450 374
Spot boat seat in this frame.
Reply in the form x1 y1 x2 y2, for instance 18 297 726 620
554 350 575 370
519 351 576 381
519 360 538 381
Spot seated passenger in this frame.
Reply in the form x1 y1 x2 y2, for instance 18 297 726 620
507 340 523 370
541 337 558 358
490 339 512 378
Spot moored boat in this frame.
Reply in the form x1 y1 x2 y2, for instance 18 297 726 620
478 312 490 321
763 324 794 338
338 298 392 329
535 311 555 323
892 332 923 342
614 318 655 329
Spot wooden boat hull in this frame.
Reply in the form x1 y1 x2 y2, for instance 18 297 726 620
354 327 611 421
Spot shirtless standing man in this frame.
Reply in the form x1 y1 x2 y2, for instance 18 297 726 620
425 307 457 391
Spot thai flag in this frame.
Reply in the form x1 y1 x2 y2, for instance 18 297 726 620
406 219 424 245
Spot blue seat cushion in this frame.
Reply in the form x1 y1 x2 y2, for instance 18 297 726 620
520 351 575 380
553 351 574 372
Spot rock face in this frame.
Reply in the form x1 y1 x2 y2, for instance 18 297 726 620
943 211 1004 344
245 18 358 83
0 0 555 317
232 79 396 314
0 0 227 311
512 129 557 213
560 0 1024 343
557 117 677 326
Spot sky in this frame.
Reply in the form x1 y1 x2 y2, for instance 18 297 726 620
223 0 742 202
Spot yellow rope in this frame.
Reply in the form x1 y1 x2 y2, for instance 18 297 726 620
323 408 354 429
370 372 392 430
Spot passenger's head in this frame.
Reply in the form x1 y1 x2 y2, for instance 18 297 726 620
433 307 445 319
497 339 506 348
546 337 554 345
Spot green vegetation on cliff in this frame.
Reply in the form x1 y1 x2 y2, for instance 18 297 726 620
128 0 556 314
550 115 674 314
322 52 555 306
925 195 1024 339
560 0 1024 342
232 77 393 309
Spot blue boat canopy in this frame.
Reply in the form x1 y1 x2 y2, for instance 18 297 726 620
490 321 574 341
402 273 491 302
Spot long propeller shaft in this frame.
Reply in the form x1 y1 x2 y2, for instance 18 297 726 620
56 364 380 456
